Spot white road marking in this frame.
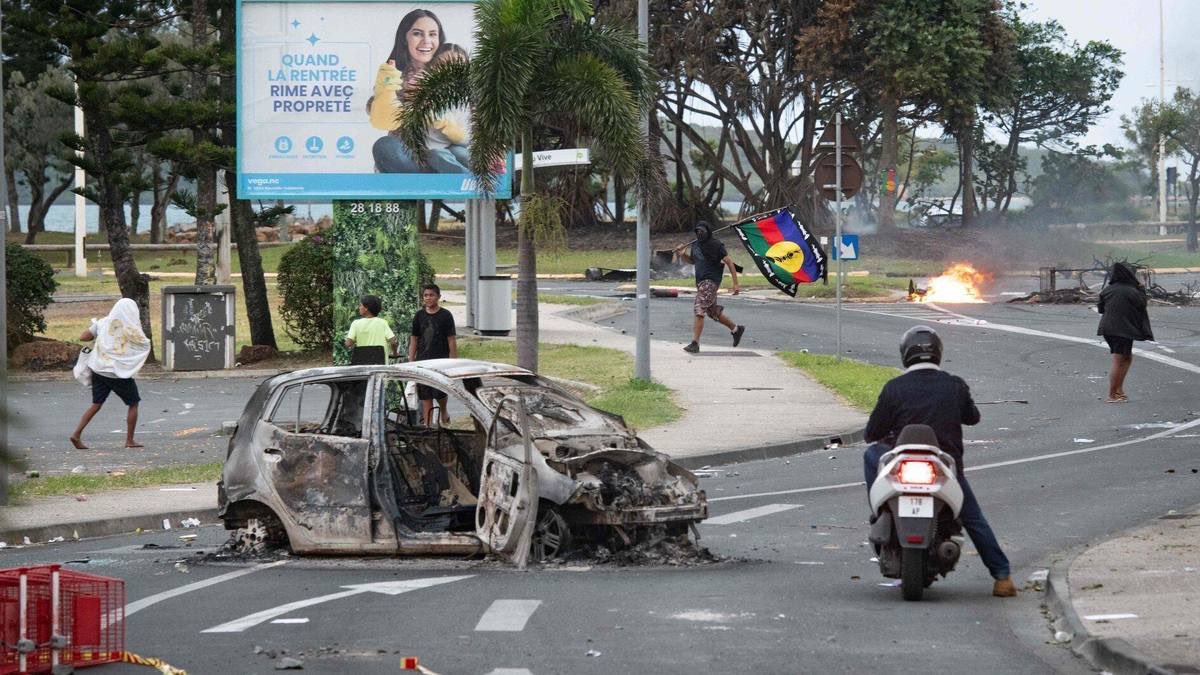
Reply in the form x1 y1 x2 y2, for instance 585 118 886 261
1083 613 1138 621
485 670 534 675
475 599 543 632
202 575 472 633
270 618 309 624
711 417 1200 503
125 560 288 618
705 503 801 525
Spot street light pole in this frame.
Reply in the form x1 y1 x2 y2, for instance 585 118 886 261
0 1 9 505
834 112 843 362
1158 0 1167 226
634 0 650 380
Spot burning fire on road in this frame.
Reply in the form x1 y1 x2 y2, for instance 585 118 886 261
908 263 990 303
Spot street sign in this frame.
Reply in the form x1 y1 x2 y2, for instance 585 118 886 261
815 124 861 152
515 148 591 172
814 153 864 200
829 234 859 261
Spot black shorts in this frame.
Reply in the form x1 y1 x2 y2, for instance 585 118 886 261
92 373 141 406
1104 335 1134 356
416 384 447 402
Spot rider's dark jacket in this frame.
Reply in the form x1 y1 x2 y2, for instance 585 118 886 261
864 363 980 472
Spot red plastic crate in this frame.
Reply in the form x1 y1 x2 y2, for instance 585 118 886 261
0 566 124 674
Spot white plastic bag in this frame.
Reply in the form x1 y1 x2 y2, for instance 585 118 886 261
73 347 93 387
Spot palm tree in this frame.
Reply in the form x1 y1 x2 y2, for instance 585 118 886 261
397 0 656 372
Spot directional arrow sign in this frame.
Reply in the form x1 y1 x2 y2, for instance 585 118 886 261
201 575 474 633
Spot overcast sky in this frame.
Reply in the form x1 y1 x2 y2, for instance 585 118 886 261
1030 0 1200 151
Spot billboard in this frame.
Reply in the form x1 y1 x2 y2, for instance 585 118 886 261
237 0 511 200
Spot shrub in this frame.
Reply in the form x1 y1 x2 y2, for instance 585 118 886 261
276 235 334 351
6 243 58 347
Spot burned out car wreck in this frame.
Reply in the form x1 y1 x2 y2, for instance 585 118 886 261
218 359 707 562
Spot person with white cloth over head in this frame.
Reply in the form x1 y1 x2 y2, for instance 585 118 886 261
70 298 151 449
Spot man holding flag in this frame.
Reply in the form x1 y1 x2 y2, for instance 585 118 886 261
674 221 746 354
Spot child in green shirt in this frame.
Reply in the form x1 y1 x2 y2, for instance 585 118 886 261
344 295 398 363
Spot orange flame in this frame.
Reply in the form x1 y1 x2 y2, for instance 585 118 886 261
914 263 989 303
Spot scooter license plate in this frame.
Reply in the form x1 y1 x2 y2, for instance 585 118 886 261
899 496 934 518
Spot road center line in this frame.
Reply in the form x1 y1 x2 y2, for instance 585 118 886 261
704 503 801 525
125 560 288 618
710 417 1200 503
475 599 543 632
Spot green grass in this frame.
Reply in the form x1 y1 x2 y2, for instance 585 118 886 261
777 351 901 411
457 339 680 430
11 462 223 499
536 293 609 306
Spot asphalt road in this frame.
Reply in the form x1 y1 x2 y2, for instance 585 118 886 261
5 294 1200 673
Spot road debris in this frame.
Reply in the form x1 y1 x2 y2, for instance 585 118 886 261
181 517 202 528
1072 438 1095 444
585 649 603 657
274 656 304 670
71 465 85 474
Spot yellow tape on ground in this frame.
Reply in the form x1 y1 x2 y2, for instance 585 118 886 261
121 651 188 675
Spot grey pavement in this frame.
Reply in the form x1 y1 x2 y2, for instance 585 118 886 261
1058 502 1200 672
444 293 866 460
3 289 1199 673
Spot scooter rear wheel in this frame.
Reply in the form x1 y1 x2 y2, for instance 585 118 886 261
901 548 926 601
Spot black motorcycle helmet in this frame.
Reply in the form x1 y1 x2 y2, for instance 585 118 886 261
900 325 943 368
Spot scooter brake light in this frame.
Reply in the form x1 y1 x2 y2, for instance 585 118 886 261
897 460 937 485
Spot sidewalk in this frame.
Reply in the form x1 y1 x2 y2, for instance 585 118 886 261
0 483 216 545
1047 503 1200 673
447 294 867 464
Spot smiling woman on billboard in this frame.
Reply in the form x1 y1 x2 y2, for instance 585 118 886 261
368 9 470 174
237 0 509 199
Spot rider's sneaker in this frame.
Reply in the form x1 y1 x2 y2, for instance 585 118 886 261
683 341 700 353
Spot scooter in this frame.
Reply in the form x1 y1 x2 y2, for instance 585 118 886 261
868 424 965 601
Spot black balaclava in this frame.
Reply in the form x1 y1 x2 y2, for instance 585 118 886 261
1109 262 1138 286
694 221 724 262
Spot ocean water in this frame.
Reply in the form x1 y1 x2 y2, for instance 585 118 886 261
20 199 760 234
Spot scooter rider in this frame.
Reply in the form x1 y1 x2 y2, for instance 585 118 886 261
863 326 1017 598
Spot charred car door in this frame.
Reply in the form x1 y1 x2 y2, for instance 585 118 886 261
264 379 373 549
476 396 539 563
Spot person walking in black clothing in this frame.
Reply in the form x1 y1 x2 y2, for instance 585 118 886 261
409 284 457 425
862 325 1017 598
673 221 745 353
1097 262 1154 403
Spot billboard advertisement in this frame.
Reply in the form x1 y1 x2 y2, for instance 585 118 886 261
237 0 511 200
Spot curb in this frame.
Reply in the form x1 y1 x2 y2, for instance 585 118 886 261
1043 554 1175 675
0 508 220 547
673 428 865 470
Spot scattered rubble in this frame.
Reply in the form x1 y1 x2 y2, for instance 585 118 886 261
237 344 279 365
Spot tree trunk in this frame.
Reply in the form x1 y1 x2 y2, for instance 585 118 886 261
150 164 173 244
429 199 443 232
228 173 278 348
958 118 978 225
878 95 898 230
216 0 275 348
1187 172 1198 253
25 179 70 245
5 166 20 233
191 0 217 285
515 130 538 372
612 171 627 225
416 199 428 232
129 192 141 236
674 94 684 206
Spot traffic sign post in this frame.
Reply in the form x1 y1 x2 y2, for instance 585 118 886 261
813 115 862 362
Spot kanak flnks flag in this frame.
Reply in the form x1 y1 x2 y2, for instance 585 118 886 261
732 207 827 296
